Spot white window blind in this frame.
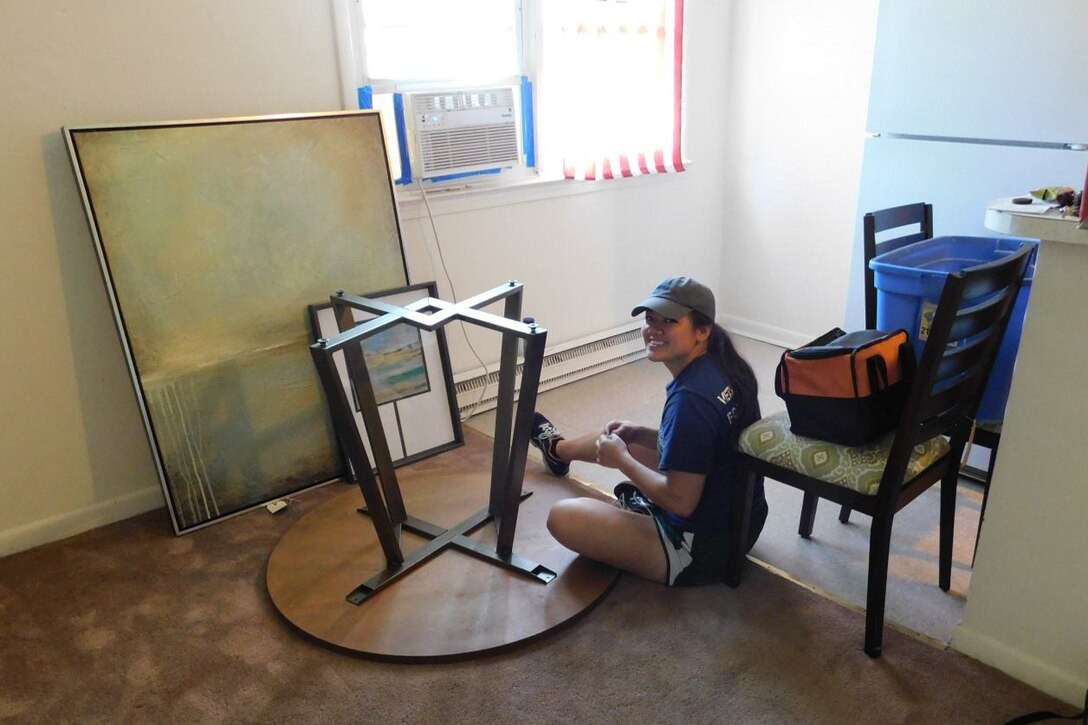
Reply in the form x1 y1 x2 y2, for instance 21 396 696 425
540 0 685 180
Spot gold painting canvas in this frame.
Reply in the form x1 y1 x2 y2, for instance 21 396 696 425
65 112 408 533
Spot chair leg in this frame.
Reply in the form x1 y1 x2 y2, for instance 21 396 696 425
973 440 1000 564
973 476 992 566
983 437 1000 485
838 504 851 524
939 468 957 592
798 492 818 538
864 513 895 658
725 468 756 588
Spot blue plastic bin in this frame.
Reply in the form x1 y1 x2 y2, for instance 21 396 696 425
870 235 1038 423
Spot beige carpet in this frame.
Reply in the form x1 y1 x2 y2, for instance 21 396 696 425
0 466 1072 724
464 336 979 646
3 338 1075 722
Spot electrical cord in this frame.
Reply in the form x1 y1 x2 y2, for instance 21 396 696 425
415 179 491 422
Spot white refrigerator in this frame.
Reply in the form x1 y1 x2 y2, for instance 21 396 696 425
846 0 1088 327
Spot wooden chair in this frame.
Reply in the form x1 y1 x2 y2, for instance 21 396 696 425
725 242 1031 657
862 203 933 330
850 203 1000 562
836 203 935 526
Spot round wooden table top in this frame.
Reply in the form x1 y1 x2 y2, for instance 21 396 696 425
266 432 619 661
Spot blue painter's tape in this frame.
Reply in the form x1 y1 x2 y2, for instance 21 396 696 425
521 76 535 169
358 85 373 110
392 92 412 185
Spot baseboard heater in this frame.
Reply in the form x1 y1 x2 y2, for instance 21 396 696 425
455 324 645 418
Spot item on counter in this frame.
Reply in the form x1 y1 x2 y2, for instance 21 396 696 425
1054 190 1077 209
1030 185 1076 202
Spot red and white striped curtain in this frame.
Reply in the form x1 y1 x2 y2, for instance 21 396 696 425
543 0 685 181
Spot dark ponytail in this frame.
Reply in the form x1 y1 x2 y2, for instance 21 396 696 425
692 312 761 440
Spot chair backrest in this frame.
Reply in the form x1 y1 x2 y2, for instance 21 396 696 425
863 203 934 328
877 242 1031 503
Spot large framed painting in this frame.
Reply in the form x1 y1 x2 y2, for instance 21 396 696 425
308 282 463 474
64 111 408 533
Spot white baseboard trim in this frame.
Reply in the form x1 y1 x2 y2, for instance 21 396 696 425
0 485 165 558
718 314 820 351
951 625 1088 707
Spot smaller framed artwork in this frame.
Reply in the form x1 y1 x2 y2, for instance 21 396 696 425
308 281 463 470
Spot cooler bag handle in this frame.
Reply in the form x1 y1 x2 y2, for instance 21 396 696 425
865 335 914 393
867 355 889 391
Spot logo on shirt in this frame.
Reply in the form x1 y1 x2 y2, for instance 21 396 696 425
718 385 739 424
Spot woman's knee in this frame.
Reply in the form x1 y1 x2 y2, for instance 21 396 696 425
546 497 609 547
546 498 582 544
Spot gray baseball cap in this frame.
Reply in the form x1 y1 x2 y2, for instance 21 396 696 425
631 276 716 320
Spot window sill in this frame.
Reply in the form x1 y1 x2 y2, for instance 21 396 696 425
394 164 691 220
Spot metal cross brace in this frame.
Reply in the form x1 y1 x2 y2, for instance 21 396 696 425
309 281 556 605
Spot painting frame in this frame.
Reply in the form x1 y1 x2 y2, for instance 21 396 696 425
308 282 464 472
64 111 409 534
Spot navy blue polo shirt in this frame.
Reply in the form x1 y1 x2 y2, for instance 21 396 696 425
657 353 765 533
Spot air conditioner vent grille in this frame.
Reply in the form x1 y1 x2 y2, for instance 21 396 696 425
419 124 519 171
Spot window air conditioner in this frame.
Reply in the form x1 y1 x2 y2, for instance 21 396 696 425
405 86 523 180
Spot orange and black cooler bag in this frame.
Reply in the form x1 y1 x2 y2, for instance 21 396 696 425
775 328 914 445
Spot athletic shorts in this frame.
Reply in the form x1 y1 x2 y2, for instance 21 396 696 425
614 481 768 587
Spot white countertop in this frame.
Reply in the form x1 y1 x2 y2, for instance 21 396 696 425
985 198 1088 245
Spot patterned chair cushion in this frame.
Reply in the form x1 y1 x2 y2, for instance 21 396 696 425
738 411 951 496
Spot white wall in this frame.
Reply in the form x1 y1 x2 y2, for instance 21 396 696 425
0 0 345 554
719 0 879 349
0 0 732 554
397 173 731 374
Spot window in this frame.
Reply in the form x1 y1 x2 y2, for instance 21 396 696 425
358 0 521 82
333 0 685 186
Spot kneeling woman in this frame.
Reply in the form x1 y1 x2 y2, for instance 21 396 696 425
531 276 768 586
